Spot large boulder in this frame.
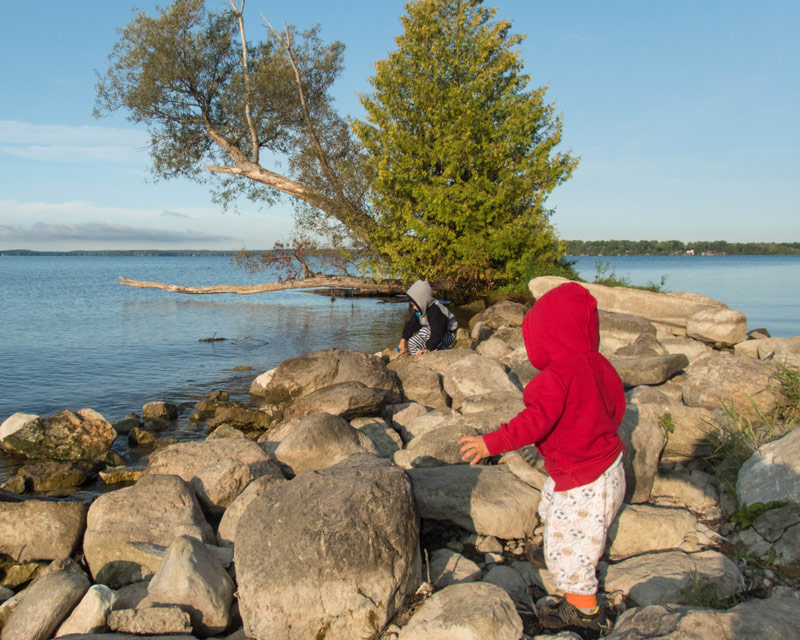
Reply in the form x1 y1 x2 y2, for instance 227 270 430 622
417 351 522 410
601 549 741 607
686 306 747 347
0 501 87 562
599 311 659 355
2 569 90 640
428 548 482 587
143 535 235 637
83 474 214 587
606 597 800 640
407 464 540 539
263 412 378 476
0 409 116 460
396 582 523 640
282 380 386 420
529 276 732 336
618 405 665 503
735 336 800 368
394 423 482 469
607 504 700 561
682 352 784 420
145 439 276 480
235 455 420 640
350 416 404 458
54 584 118 637
250 348 399 404
628 387 720 462
609 354 689 389
751 504 800 578
389 359 450 409
737 427 800 506
216 474 287 547
468 300 527 330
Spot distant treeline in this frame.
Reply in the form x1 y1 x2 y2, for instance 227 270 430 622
565 240 800 256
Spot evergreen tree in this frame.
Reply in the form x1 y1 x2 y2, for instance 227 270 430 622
353 0 578 291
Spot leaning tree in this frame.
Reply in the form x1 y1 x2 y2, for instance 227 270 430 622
98 0 577 297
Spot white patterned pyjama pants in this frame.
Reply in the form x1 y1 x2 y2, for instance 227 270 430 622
538 453 626 595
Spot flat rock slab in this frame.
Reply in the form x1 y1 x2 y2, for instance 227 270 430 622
407 464 540 539
0 501 87 562
396 582 523 640
609 354 688 389
606 597 800 640
737 427 800 506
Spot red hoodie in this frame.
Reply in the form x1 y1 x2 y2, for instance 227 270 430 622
482 282 626 491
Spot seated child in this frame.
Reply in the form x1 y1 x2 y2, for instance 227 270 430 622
459 282 626 633
397 280 458 356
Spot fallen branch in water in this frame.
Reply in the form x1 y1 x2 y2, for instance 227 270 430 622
119 275 406 296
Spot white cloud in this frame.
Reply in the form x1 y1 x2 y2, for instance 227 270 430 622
0 120 148 165
0 221 233 244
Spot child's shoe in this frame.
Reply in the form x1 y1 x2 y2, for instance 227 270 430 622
538 596 609 633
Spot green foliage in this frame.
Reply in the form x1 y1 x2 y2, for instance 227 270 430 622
773 362 800 424
353 0 578 292
681 571 738 609
731 501 789 529
591 259 668 292
659 412 675 441
703 399 790 500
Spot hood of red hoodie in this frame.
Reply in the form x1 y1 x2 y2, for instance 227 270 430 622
523 282 600 370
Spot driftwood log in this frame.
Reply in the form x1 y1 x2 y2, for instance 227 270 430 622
119 275 406 297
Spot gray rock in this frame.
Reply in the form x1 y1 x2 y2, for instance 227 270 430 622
190 457 253 515
683 352 784 421
686 306 747 347
349 416 403 458
235 455 419 640
428 548 481 588
270 412 378 475
458 392 525 418
0 501 87 562
142 402 178 420
601 549 741 607
144 439 275 483
659 335 714 363
54 584 118 637
107 607 193 635
407 464 540 539
16 460 94 492
0 409 116 461
609 354 689 389
389 360 450 409
282 380 386 420
84 474 214 588
251 348 399 403
607 504 699 561
394 423 482 469
619 405 665 503
216 473 287 547
628 390 720 461
501 446 549 490
482 564 532 607
492 326 525 350
397 408 458 443
470 320 494 343
385 402 430 431
529 276 731 336
477 337 513 361
2 569 90 640
606 597 800 640
469 300 528 330
651 469 720 514
396 582 522 640
144 535 235 636
599 311 658 355
735 336 800 368
737 427 800 506
206 405 273 431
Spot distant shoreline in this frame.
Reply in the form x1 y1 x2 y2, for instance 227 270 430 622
3 240 800 258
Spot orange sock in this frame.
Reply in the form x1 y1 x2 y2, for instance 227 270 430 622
566 592 598 612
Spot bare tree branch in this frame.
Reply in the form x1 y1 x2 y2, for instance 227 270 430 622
119 275 405 296
229 0 260 163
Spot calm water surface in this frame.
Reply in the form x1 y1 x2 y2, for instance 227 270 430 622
1 254 798 484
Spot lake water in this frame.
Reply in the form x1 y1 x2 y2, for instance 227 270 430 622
1 253 798 484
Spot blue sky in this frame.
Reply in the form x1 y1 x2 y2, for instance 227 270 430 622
1 0 797 250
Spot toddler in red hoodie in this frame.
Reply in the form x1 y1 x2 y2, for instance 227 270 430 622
459 282 626 633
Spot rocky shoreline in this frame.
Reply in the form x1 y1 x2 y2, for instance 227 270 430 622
1 276 800 639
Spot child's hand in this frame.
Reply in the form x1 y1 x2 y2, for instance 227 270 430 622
416 349 430 355
397 339 406 354
458 435 489 466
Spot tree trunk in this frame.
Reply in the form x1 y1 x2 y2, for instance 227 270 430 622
119 275 406 297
